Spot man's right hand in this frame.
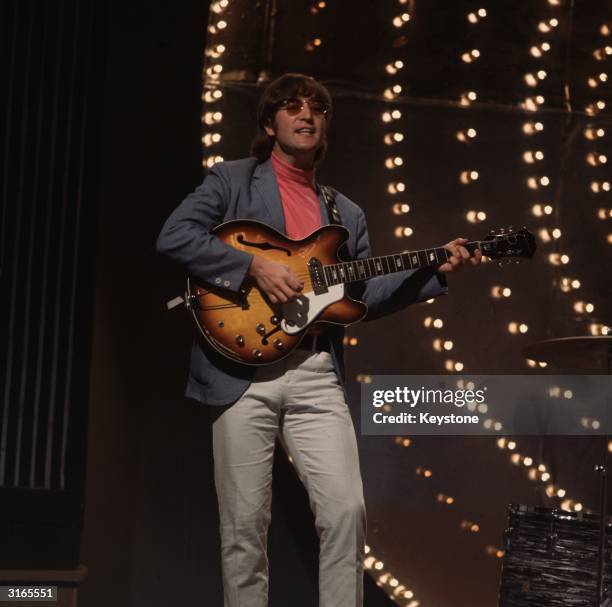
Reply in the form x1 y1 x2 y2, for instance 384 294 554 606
248 256 303 304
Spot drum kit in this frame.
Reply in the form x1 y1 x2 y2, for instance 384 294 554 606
498 336 612 606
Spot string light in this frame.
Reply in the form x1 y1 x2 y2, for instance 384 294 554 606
394 436 412 448
585 126 606 139
593 45 612 60
432 338 454 352
585 100 606 115
573 301 595 314
523 121 545 134
385 156 404 168
423 317 444 329
456 128 477 141
309 0 327 15
365 544 420 604
436 493 455 505
385 132 405 145
467 8 487 24
392 203 411 214
460 520 481 533
529 175 550 188
548 252 570 265
587 152 608 165
201 1 231 167
392 13 411 27
460 170 479 184
559 277 581 292
385 60 405 75
394 226 414 237
490 286 512 298
459 90 478 105
387 182 406 194
466 210 487 223
444 359 464 372
523 150 545 163
305 38 323 52
531 203 554 216
508 322 529 334
461 48 481 63
591 180 611 192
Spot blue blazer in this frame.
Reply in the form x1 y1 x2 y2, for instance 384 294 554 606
156 157 447 405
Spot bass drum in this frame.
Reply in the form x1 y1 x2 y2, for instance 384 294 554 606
499 504 612 606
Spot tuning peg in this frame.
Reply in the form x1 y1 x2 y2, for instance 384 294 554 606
514 259 521 264
489 229 496 235
509 226 514 233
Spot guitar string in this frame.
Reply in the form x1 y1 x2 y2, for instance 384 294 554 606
196 256 445 310
196 241 488 310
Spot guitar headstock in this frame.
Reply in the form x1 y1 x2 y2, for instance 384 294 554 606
480 226 537 263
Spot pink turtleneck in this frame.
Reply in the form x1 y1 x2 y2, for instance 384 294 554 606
271 151 322 239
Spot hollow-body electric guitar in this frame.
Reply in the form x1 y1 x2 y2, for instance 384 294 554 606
184 220 536 366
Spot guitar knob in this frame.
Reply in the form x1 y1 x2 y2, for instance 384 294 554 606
235 335 245 346
273 339 284 350
270 315 279 325
256 323 266 335
252 349 263 359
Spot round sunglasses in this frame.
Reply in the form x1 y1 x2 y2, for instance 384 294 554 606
277 97 329 116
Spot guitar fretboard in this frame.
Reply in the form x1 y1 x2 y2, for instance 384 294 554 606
323 241 483 286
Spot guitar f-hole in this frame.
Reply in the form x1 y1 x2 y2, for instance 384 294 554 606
236 234 291 256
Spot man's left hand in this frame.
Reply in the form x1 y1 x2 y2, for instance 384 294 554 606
438 238 482 273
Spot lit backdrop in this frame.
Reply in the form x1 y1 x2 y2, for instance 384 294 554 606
200 1 612 605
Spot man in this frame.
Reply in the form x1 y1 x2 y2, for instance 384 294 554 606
156 73 481 607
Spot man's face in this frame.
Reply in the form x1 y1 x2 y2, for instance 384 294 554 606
264 96 328 163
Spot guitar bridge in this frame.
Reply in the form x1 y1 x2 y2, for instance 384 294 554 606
308 257 328 295
238 287 250 310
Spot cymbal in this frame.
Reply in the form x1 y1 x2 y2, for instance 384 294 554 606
522 336 612 371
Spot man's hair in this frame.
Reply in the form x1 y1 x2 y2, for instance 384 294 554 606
250 73 333 164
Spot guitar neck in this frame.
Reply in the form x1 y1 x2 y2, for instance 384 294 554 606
323 241 485 285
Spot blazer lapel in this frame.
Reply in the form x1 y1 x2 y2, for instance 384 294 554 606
252 159 286 233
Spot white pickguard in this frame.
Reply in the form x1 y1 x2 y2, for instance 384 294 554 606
280 285 345 335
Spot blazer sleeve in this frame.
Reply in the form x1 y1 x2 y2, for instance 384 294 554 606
349 208 448 321
155 164 253 293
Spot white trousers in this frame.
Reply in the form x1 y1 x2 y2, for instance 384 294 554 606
211 349 366 607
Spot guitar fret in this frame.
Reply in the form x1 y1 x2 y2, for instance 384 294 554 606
321 238 485 286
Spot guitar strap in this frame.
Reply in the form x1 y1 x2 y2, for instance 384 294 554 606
319 184 342 226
